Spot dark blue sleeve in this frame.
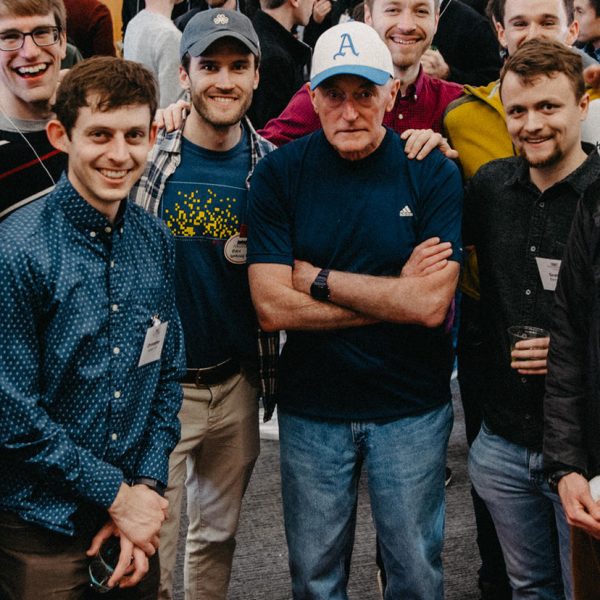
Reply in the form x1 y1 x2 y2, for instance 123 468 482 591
247 152 295 267
415 152 464 265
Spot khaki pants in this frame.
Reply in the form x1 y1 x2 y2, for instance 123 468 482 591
0 512 159 600
158 371 259 600
572 525 600 600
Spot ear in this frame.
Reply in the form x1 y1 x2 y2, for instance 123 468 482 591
253 66 260 91
309 86 319 115
566 19 579 47
579 92 590 121
385 79 401 113
495 19 507 50
364 2 372 26
179 64 190 91
46 119 70 153
59 30 67 60
148 121 158 147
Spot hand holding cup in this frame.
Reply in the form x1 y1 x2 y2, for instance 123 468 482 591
507 325 550 375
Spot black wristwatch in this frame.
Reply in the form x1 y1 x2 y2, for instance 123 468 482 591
310 268 331 301
132 477 166 497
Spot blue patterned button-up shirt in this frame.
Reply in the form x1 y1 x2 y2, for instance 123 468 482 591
0 175 185 536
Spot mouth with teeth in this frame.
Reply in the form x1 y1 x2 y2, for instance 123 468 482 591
209 96 238 103
523 136 553 146
14 63 49 78
389 35 421 46
99 169 129 180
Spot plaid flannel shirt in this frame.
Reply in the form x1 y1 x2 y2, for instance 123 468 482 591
130 116 279 420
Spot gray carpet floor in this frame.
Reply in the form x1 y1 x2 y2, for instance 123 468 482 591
173 380 482 599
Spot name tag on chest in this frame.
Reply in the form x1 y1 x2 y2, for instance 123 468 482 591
535 257 561 292
138 321 169 367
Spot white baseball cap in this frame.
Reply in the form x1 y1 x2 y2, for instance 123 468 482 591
310 21 394 90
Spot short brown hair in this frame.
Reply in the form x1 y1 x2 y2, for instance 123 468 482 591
499 38 585 101
0 0 67 32
487 0 574 25
53 56 158 137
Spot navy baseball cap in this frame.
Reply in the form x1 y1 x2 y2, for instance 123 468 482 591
180 9 260 61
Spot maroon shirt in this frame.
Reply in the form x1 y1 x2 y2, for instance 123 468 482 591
64 0 116 58
258 68 464 146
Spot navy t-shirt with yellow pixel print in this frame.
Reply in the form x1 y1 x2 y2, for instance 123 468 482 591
160 130 257 368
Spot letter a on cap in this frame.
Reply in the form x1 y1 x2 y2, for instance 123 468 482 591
333 33 360 60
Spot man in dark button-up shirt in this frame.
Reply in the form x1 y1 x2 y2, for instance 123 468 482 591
465 40 600 600
0 57 185 599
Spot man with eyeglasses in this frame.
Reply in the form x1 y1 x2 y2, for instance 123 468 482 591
0 0 67 222
247 21 462 599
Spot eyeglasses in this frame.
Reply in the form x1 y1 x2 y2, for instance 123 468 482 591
0 26 61 52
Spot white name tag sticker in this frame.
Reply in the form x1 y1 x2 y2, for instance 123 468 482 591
535 257 561 292
138 321 168 367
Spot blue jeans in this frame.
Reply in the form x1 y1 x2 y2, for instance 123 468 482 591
469 423 572 600
279 403 453 600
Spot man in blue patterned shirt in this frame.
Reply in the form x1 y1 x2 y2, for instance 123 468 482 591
0 57 185 599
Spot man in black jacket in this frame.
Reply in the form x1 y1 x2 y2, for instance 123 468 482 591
544 163 600 597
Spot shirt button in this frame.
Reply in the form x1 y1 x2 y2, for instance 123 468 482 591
90 231 97 238
525 289 532 295
521 377 527 383
398 113 404 120
114 390 121 399
414 94 418 100
539 202 545 208
110 260 115 268
111 433 118 441
119 227 124 234
105 226 112 234
113 347 120 355
530 246 536 252
111 304 119 312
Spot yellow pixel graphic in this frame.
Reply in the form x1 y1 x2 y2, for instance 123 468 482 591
164 187 240 239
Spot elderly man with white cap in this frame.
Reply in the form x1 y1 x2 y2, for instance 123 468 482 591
247 21 463 600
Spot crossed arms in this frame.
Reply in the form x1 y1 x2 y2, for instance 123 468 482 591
249 237 460 332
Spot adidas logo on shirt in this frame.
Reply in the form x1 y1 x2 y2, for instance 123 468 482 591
399 206 413 217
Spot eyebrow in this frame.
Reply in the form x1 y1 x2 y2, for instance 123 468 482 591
507 12 559 22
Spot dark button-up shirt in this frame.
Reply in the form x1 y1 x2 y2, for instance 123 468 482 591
0 175 185 536
464 149 600 450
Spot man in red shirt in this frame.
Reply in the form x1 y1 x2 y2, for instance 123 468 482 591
258 0 464 146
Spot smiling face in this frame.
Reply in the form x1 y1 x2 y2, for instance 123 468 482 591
46 99 157 222
310 74 399 161
502 70 588 173
0 11 66 119
496 0 578 55
181 38 259 131
574 0 600 47
364 0 438 75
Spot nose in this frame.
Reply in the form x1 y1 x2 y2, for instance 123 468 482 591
19 33 42 59
523 110 543 132
523 23 543 43
215 67 234 89
394 9 417 31
341 97 359 121
107 135 129 163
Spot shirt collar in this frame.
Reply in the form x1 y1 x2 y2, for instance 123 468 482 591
52 173 127 234
400 66 425 100
507 144 600 193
